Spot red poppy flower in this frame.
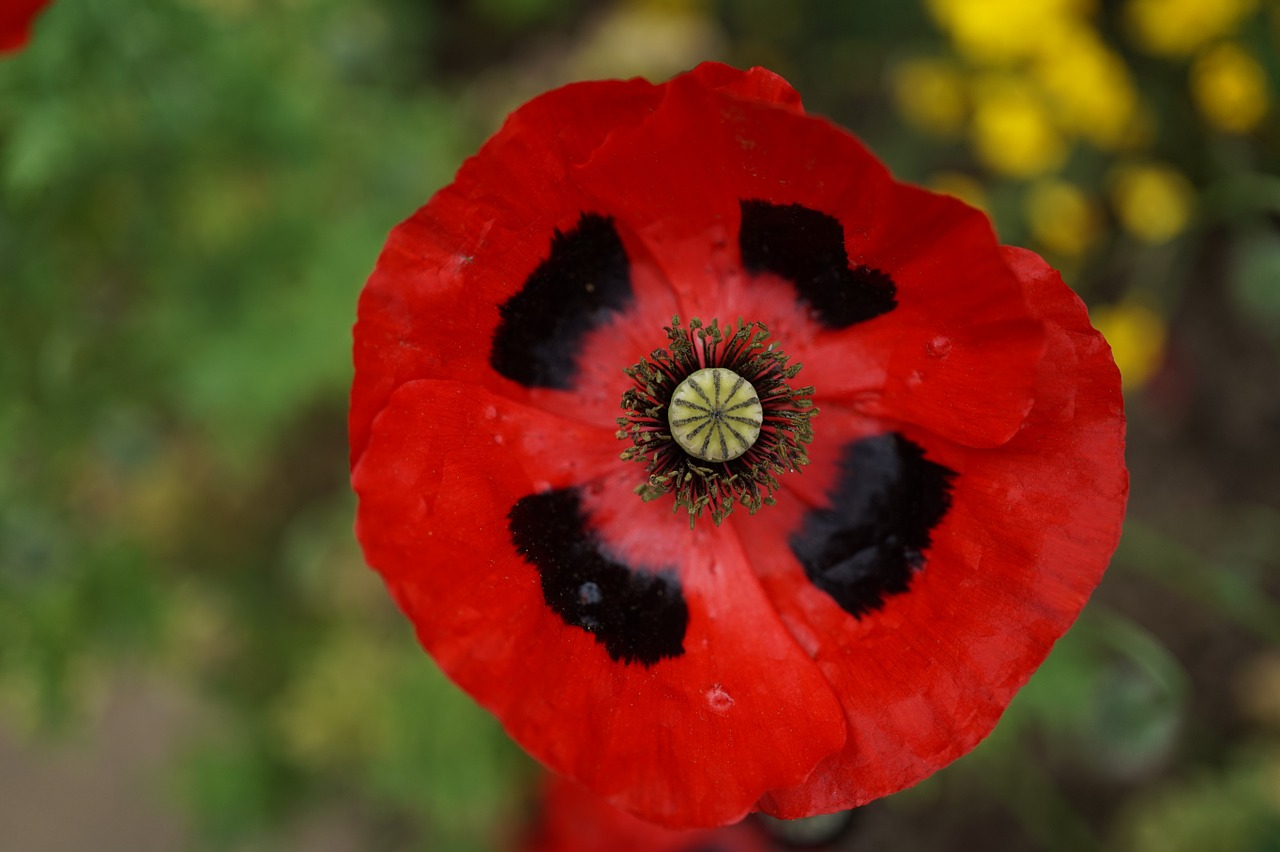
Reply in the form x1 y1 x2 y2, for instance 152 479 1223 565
523 774 772 852
0 0 52 54
350 63 1127 828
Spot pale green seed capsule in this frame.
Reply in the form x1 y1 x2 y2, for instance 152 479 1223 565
668 367 763 462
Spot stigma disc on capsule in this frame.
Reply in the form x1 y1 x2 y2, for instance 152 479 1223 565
667 367 763 462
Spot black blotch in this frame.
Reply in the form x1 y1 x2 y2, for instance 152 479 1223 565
508 488 688 666
490 213 632 389
739 199 896 328
790 434 955 618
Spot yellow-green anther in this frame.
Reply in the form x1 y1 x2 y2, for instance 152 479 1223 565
668 367 763 462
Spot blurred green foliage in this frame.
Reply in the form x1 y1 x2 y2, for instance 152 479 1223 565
2 0 1280 850
0 0 531 847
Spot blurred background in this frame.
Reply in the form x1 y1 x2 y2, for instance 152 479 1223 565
2 0 1279 849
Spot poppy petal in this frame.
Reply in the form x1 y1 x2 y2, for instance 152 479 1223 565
685 61 805 112
352 64 1127 829
0 0 51 53
350 76 668 466
816 185 1048 448
742 247 1127 817
354 379 847 828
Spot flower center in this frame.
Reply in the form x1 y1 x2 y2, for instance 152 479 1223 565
617 317 816 526
668 368 762 462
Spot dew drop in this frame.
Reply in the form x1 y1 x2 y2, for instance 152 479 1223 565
926 335 952 358
492 433 505 445
578 581 602 606
483 405 499 420
705 684 735 715
906 369 924 389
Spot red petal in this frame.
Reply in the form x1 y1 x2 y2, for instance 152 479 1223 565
685 61 806 112
747 247 1127 817
350 75 670 466
1 0 51 52
354 379 847 828
352 64 1127 829
820 186 1046 448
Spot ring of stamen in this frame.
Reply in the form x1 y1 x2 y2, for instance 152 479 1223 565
668 368 762 462
617 317 816 527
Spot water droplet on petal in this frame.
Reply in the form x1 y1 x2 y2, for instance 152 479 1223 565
578 581 602 605
492 433 505 445
483 405 498 420
706 684 734 714
926 335 952 358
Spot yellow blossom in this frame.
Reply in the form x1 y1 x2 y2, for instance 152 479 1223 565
1125 0 1260 57
1191 43 1269 133
1027 179 1099 256
1091 300 1167 388
1034 26 1140 148
891 58 968 136
927 0 1094 63
971 78 1068 177
1109 162 1196 243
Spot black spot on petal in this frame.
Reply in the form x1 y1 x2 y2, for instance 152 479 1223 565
491 213 632 389
790 434 955 618
739 199 896 328
509 488 688 666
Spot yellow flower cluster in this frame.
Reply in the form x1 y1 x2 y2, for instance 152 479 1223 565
1190 42 1270 134
926 0 1094 64
900 0 1142 180
1108 162 1196 244
1026 179 1098 256
1125 0 1259 56
1125 0 1271 134
896 0 1273 253
970 76 1068 176
1035 24 1141 149
890 58 967 136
